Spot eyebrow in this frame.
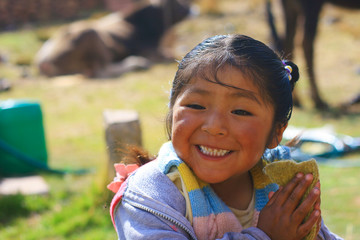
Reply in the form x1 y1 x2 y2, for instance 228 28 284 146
230 90 261 104
184 86 261 104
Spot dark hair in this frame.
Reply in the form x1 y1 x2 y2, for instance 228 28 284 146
166 34 299 139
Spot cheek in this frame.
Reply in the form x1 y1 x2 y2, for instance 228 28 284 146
234 122 271 152
171 109 185 138
171 121 185 140
172 106 198 132
171 119 188 160
171 109 193 148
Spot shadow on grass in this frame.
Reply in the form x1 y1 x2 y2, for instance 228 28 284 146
310 104 360 120
0 194 30 226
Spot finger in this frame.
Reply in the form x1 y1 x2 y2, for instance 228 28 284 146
313 182 321 211
283 173 314 212
276 172 304 205
268 191 275 199
316 216 322 234
314 201 321 211
266 187 282 205
314 193 321 211
292 186 320 223
297 209 321 238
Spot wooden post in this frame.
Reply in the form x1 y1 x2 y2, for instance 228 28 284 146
103 109 142 183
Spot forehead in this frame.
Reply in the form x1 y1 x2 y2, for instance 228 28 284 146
188 65 260 94
215 65 256 87
179 65 274 109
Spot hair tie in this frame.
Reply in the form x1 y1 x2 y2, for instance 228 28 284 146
282 60 292 81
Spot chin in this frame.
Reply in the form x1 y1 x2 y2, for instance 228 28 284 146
197 174 228 184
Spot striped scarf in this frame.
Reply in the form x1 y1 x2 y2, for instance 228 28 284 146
158 142 278 240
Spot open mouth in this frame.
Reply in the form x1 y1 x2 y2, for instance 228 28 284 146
197 145 231 157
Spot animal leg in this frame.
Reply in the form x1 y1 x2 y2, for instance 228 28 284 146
281 0 299 58
281 0 301 107
302 0 328 109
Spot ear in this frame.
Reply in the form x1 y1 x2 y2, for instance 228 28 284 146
267 123 288 149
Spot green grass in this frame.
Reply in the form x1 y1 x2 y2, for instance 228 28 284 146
319 166 360 239
0 0 360 238
0 30 42 65
0 180 116 239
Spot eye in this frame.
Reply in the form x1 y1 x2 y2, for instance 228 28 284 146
231 109 252 116
186 104 205 110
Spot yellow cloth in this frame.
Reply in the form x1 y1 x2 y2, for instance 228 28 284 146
167 167 193 223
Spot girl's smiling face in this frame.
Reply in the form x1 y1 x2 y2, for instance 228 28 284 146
171 65 285 184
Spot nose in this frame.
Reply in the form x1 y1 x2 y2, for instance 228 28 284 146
201 111 228 136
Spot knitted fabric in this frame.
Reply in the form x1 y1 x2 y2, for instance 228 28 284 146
158 142 278 240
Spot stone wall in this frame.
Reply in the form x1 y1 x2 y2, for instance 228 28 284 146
0 0 106 30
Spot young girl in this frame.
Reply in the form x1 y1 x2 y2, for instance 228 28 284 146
108 34 343 240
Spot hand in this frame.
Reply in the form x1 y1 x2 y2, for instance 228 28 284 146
257 173 321 240
314 181 322 238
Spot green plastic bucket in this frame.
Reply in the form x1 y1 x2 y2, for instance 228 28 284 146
0 99 48 176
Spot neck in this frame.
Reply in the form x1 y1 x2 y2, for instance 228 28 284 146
211 172 253 210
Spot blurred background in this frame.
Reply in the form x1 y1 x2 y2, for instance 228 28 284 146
0 0 359 239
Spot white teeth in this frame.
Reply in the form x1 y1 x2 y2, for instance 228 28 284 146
199 145 230 157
